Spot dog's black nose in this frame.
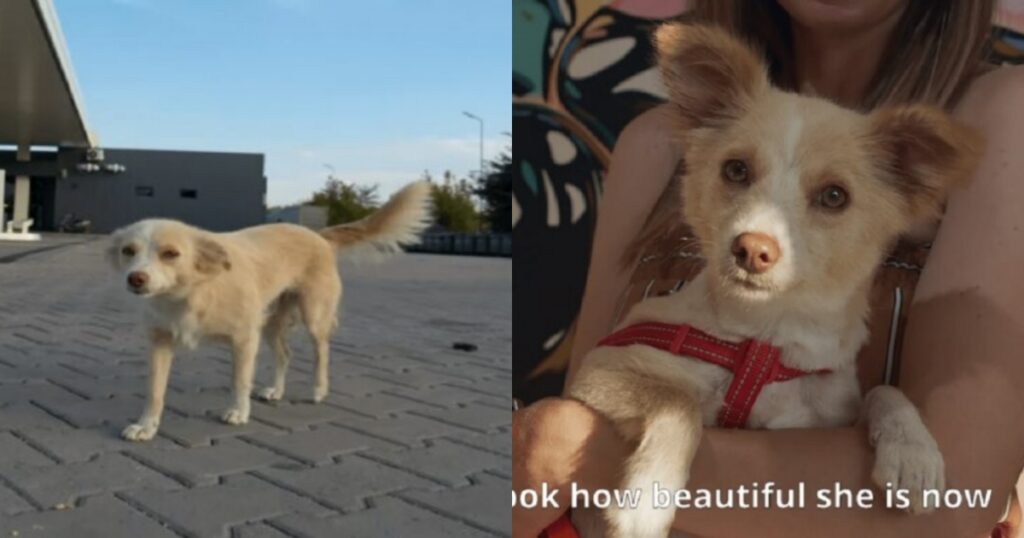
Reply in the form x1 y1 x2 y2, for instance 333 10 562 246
732 233 780 274
127 271 149 289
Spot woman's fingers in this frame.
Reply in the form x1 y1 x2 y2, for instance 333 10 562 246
512 398 630 538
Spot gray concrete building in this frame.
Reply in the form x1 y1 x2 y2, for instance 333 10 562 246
266 204 328 229
1 0 265 235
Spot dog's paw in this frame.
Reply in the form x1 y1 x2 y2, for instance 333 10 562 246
312 384 328 403
872 435 945 514
256 386 284 402
220 407 250 425
122 421 159 442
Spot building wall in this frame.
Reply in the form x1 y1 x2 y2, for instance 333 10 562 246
55 148 265 232
266 204 327 230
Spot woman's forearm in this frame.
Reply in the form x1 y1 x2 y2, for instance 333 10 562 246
674 427 1004 538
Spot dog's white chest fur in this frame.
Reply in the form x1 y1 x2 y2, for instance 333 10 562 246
145 300 203 349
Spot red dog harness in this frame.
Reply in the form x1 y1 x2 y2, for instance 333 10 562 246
539 323 831 538
596 322 830 428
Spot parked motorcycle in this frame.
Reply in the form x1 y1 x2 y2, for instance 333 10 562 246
57 213 92 233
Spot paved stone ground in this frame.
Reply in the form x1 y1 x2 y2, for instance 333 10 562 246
0 235 511 538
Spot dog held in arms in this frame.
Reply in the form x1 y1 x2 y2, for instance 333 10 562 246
108 181 432 442
566 23 982 538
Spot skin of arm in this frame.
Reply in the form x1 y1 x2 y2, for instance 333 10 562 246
565 103 681 386
512 66 1024 538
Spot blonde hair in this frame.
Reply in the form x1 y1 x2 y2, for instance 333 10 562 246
690 0 995 110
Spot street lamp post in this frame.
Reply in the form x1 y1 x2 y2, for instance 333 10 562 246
462 111 484 182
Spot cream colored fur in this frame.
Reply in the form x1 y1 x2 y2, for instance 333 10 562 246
567 24 982 538
109 180 432 442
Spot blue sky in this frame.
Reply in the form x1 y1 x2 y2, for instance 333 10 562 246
53 0 511 205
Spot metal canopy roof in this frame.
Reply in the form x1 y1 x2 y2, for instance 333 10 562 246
0 0 93 148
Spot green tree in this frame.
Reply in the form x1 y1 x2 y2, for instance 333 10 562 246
476 149 512 232
427 170 481 232
309 177 379 225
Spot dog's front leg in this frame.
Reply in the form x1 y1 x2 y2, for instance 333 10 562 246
863 385 945 513
123 330 175 441
569 354 702 538
222 330 259 425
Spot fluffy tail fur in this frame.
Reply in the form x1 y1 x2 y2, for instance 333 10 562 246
319 180 433 258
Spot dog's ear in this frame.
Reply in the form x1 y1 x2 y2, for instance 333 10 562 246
653 22 769 128
869 104 984 222
194 236 231 274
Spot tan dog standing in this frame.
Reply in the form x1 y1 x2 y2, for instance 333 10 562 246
108 181 432 441
567 24 982 538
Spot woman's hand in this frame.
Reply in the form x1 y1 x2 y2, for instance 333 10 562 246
512 398 629 538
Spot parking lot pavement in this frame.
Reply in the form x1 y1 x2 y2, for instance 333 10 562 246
0 236 511 538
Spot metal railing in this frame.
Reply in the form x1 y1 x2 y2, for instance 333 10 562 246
408 233 511 257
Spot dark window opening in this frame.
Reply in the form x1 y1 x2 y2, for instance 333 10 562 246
180 189 198 199
135 185 154 197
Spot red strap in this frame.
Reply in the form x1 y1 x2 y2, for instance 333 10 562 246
542 513 579 538
717 339 779 428
597 322 830 428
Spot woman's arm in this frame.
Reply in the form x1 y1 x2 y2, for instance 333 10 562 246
513 104 680 538
565 104 680 385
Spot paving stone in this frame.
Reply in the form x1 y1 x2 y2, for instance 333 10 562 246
446 377 512 399
18 424 176 463
162 388 239 417
0 483 34 516
33 394 145 428
0 494 179 538
368 439 510 487
384 384 508 408
0 403 73 431
155 413 282 448
0 453 179 508
0 363 91 385
167 366 237 394
330 412 476 446
329 392 445 418
231 522 294 538
125 474 331 538
447 430 512 457
243 424 401 466
258 456 437 512
46 374 147 400
0 381 87 406
330 374 408 397
249 399 353 431
128 437 285 487
400 473 511 536
61 360 149 380
364 368 479 389
413 403 511 434
273 496 495 538
0 431 56 469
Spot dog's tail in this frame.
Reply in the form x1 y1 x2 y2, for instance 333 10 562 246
318 180 433 259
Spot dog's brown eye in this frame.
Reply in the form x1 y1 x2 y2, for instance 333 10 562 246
160 249 180 260
722 159 749 184
121 246 136 257
817 185 849 210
